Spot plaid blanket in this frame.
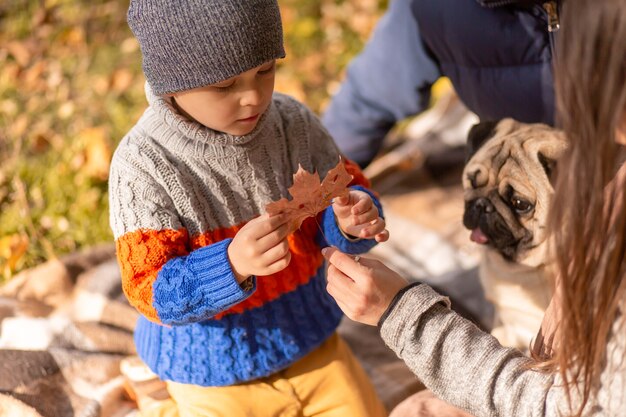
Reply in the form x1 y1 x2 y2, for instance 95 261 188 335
0 245 138 417
0 243 429 416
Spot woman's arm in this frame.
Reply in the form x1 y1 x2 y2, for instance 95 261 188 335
322 247 582 417
381 284 564 417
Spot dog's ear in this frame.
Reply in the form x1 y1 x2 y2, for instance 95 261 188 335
466 120 500 162
536 131 568 182
537 151 557 179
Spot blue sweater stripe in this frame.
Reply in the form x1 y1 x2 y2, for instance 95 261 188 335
153 238 256 325
135 263 343 386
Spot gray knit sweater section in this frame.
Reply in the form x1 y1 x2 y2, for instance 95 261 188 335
380 285 626 416
109 84 342 239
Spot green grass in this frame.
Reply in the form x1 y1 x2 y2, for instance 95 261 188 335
0 0 387 280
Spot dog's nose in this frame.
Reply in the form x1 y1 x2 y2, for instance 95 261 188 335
475 197 494 213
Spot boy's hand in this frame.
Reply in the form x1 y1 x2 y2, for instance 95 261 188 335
228 213 291 283
333 190 389 243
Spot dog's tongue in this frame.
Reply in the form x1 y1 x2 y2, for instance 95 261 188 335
470 228 489 244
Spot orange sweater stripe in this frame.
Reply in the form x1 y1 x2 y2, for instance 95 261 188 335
344 157 371 189
116 157 367 323
116 217 323 323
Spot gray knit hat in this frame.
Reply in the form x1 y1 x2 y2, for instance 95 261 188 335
127 0 286 96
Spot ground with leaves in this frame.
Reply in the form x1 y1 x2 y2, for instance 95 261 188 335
0 0 387 281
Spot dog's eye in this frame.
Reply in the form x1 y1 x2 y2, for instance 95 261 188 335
510 197 533 213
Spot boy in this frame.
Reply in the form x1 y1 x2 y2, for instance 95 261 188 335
109 0 388 416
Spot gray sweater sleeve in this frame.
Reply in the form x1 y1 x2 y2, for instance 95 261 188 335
380 284 626 417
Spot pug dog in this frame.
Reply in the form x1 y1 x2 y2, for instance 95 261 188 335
462 118 568 350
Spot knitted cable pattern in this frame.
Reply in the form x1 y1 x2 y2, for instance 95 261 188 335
109 86 382 385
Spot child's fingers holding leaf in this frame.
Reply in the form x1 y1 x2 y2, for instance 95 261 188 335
374 228 390 243
333 190 366 229
257 217 290 251
350 193 374 215
332 192 354 218
359 217 389 241
334 190 388 240
260 238 291 267
228 213 291 281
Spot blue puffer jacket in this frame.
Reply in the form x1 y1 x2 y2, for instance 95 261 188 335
322 0 561 166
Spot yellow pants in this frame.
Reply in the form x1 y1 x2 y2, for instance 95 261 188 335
141 333 387 417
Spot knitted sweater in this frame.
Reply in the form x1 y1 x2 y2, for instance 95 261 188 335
381 284 626 416
108 85 381 386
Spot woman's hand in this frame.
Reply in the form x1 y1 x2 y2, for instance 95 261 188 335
322 247 410 326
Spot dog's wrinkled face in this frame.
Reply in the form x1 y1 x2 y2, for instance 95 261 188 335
462 118 567 266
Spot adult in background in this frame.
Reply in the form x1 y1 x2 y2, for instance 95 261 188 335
323 0 561 167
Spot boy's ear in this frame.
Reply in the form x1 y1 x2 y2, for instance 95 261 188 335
465 120 500 162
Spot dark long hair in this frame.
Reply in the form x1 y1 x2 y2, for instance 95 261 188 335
547 0 626 414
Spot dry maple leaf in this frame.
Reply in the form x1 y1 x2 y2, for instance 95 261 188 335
265 159 354 232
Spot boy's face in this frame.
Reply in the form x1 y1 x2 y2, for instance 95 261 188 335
172 60 276 136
